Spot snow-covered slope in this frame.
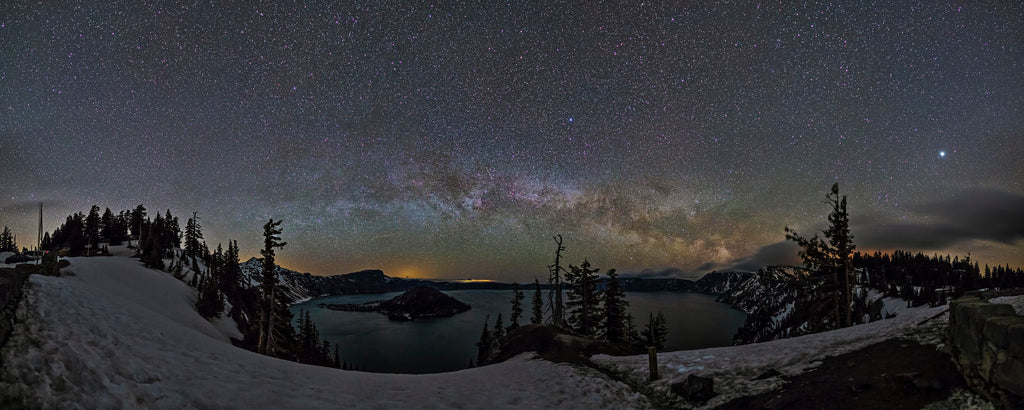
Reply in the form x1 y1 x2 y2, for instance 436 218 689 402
0 252 649 409
690 271 755 295
593 302 950 408
239 257 328 302
238 258 415 303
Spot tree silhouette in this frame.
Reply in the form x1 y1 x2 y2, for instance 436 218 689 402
530 278 544 324
565 259 602 336
602 269 629 343
509 283 524 330
257 219 287 355
129 204 147 241
785 183 856 328
84 205 101 250
643 311 668 351
475 314 493 365
547 235 566 326
0 226 16 252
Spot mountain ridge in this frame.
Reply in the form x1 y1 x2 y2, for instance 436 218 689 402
239 256 761 303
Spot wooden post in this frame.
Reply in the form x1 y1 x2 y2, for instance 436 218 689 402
648 347 659 381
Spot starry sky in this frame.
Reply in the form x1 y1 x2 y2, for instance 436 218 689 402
2 1 1022 281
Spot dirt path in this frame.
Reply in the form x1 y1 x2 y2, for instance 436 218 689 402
715 339 966 409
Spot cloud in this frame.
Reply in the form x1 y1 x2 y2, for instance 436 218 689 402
724 240 802 272
857 189 1024 249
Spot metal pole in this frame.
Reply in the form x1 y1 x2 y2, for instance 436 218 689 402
37 203 42 265
648 347 659 381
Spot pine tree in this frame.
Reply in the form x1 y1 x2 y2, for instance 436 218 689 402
220 240 243 312
165 210 182 249
100 208 115 243
257 219 287 356
493 313 505 339
785 183 856 329
547 235 566 326
530 278 544 324
565 259 602 336
65 213 87 256
195 269 222 318
84 205 101 250
296 309 315 364
109 210 128 245
185 211 204 260
509 283 524 330
823 183 855 327
40 232 52 250
475 315 492 365
602 269 629 343
141 215 167 270
625 313 640 345
643 311 668 350
129 204 147 241
0 226 15 252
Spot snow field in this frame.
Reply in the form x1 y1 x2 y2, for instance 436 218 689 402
593 302 949 409
0 252 650 409
990 295 1024 316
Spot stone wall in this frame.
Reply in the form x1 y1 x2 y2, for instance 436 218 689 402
0 265 31 351
948 292 1024 409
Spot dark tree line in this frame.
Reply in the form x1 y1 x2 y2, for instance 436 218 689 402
296 310 341 368
476 237 667 366
855 250 1023 307
0 226 17 253
40 205 342 369
782 183 1023 336
43 204 143 256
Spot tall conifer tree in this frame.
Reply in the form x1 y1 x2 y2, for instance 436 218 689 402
509 283 524 330
257 219 287 355
530 278 544 324
602 269 628 343
565 259 602 336
786 183 856 329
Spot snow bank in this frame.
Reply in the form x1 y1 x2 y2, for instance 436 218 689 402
990 295 1024 316
0 254 649 409
593 302 948 408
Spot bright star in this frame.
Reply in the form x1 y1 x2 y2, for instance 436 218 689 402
939 151 946 158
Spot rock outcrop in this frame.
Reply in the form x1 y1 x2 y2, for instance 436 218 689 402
320 286 471 321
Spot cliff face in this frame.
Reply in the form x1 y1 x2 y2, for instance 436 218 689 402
684 267 822 345
690 271 755 295
239 258 421 302
714 267 808 345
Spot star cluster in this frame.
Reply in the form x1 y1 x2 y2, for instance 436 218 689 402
1 2 1022 280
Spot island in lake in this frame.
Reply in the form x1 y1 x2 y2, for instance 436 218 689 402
319 286 472 321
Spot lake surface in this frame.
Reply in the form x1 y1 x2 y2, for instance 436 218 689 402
291 290 745 374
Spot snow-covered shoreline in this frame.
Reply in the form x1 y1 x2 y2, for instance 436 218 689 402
593 302 951 408
2 251 1009 409
0 255 649 409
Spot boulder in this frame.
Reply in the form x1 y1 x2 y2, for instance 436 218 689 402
671 374 716 403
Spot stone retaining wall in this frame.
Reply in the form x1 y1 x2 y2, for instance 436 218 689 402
948 291 1024 409
0 265 32 351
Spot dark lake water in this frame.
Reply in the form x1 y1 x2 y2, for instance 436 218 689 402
291 290 745 374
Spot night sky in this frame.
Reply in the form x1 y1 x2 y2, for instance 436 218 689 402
2 2 1022 281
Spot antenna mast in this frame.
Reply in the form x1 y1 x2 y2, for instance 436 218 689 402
37 203 43 264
